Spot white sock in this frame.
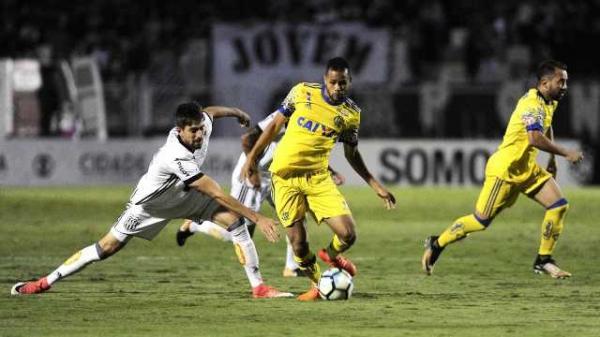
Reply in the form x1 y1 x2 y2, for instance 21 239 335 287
230 224 263 288
285 236 299 270
191 221 232 242
46 243 102 285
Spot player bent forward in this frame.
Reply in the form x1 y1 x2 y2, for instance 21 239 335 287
11 102 292 298
175 111 346 278
422 60 584 278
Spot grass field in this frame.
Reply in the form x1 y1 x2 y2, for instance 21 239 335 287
1 186 600 337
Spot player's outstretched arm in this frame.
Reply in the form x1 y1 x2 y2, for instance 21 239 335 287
528 129 583 164
240 112 286 181
188 175 280 242
204 106 251 127
343 143 396 210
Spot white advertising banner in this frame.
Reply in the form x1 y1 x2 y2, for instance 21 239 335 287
329 139 586 187
0 139 585 187
212 22 390 136
0 139 239 186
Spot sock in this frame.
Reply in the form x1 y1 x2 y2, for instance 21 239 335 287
192 220 232 242
437 214 489 247
538 199 569 255
229 224 263 288
326 234 351 259
285 236 299 270
46 243 102 285
293 252 321 284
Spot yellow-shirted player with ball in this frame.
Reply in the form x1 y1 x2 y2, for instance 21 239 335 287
242 57 396 301
422 60 584 278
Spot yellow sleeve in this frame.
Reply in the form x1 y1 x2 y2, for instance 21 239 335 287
518 101 544 132
277 83 304 118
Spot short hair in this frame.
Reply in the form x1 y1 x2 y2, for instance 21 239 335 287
536 60 567 81
175 102 204 128
326 57 351 75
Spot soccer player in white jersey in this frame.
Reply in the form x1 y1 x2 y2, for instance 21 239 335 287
175 112 345 277
11 102 292 299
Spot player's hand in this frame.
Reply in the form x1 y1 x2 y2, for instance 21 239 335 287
247 170 261 188
255 215 280 242
375 186 396 210
240 159 257 183
331 171 345 186
546 155 557 178
565 149 584 164
235 108 251 128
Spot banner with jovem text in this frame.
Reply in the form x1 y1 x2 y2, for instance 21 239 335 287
211 22 390 136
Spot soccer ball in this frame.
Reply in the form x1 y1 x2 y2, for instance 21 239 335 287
317 268 354 300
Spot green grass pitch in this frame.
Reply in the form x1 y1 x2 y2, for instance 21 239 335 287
1 186 599 336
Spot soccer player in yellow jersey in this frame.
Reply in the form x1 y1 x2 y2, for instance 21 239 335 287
422 60 584 278
241 57 396 301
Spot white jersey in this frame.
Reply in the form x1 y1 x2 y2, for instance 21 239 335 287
129 112 213 218
230 111 283 213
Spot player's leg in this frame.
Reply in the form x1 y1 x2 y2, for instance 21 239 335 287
11 232 128 295
283 232 306 277
12 204 171 295
302 171 356 276
286 219 322 301
176 219 232 246
423 176 518 274
261 178 303 277
271 173 319 300
175 166 258 245
319 214 358 276
529 177 571 278
209 207 292 298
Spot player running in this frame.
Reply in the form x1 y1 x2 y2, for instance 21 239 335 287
422 60 584 278
11 102 292 298
241 57 396 301
176 112 346 278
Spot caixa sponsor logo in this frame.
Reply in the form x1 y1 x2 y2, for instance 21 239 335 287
379 147 491 185
79 152 147 176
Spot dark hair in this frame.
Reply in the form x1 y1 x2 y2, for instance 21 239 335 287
536 60 567 81
326 57 351 75
175 102 204 128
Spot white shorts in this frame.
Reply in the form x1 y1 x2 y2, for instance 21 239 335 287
110 198 221 242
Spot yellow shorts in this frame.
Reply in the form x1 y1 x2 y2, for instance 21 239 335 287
271 171 351 227
475 164 552 218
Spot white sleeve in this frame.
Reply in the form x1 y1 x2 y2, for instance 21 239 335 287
257 111 278 131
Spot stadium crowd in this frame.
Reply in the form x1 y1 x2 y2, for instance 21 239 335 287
3 0 600 82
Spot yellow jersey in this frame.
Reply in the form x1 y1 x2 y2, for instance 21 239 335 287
486 88 558 182
269 82 361 177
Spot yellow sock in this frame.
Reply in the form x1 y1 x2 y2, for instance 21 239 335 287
293 252 321 284
437 214 487 247
539 201 569 255
325 235 349 258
